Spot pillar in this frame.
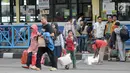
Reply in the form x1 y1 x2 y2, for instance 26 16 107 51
16 0 20 23
92 0 100 22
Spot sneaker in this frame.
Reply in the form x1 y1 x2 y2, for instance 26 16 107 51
22 66 29 69
50 67 57 71
97 62 103 65
30 66 41 71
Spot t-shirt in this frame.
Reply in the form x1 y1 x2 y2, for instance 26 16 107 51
92 40 107 50
93 22 106 38
42 24 54 34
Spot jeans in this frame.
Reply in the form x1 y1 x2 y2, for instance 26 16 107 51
54 46 62 58
79 35 88 52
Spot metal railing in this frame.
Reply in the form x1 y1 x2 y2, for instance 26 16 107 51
0 25 31 49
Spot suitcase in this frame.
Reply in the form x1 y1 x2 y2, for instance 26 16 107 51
21 50 28 64
110 49 119 60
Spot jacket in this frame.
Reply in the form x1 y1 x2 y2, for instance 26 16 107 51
42 32 54 51
105 22 115 35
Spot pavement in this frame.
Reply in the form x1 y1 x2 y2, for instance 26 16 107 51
0 59 130 73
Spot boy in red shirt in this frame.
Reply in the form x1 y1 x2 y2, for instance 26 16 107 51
92 39 107 64
65 30 77 69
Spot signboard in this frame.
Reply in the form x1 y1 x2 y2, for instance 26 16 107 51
64 9 70 18
40 10 49 14
39 0 50 9
103 2 115 14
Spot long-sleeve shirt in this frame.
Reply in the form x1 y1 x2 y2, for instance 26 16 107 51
54 34 64 49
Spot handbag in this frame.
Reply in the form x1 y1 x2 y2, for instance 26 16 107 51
38 36 46 47
58 53 72 66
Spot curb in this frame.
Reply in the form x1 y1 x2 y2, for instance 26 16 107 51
0 53 22 59
0 53 108 60
0 53 82 60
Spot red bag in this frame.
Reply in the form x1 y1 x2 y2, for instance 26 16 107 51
21 50 28 64
32 54 36 66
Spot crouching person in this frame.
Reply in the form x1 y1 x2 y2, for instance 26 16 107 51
65 30 77 69
22 24 39 69
92 39 107 64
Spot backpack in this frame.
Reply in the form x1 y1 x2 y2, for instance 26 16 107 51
120 26 129 42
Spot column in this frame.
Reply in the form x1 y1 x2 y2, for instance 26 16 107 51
0 0 1 23
10 0 13 22
16 0 20 23
92 0 100 22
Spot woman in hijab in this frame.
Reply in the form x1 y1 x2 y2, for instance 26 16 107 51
22 24 39 69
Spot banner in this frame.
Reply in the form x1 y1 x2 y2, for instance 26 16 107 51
39 0 50 9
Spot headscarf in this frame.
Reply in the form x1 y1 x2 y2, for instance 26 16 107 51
31 24 39 38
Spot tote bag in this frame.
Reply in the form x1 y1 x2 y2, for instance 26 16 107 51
38 36 46 47
58 53 72 66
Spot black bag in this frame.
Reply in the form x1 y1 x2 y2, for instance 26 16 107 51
120 27 129 42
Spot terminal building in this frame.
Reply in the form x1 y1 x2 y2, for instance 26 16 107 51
0 0 130 24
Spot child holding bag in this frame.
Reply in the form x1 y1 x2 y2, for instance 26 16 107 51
65 30 77 69
22 24 39 69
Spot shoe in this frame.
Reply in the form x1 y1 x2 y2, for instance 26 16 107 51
73 67 77 69
30 66 41 71
97 62 103 65
22 66 29 69
120 60 125 62
50 67 57 71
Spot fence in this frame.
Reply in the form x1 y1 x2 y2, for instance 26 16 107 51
0 25 31 49
0 24 130 51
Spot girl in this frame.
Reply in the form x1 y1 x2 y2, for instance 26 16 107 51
51 23 65 59
92 39 107 64
65 30 77 69
22 24 39 69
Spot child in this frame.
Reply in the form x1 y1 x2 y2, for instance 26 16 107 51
92 39 107 64
65 30 77 69
22 24 39 69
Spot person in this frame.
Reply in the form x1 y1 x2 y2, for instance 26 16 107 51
19 23 28 40
31 15 57 71
63 17 76 38
92 39 107 64
51 22 65 59
77 13 84 27
79 20 88 53
22 24 39 69
114 22 126 62
93 16 106 40
104 16 115 61
65 30 77 69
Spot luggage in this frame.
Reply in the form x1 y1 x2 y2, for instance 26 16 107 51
58 53 72 66
21 50 28 64
110 49 118 60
